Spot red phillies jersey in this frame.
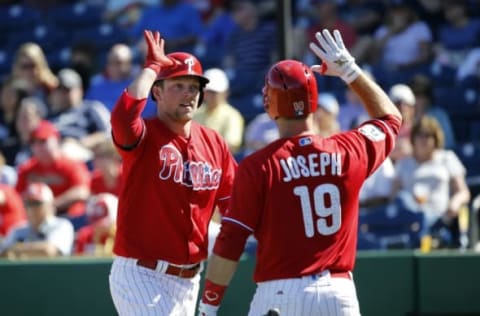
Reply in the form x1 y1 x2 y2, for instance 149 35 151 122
111 92 237 264
16 156 91 215
74 225 110 254
0 184 27 236
90 168 123 196
220 115 401 282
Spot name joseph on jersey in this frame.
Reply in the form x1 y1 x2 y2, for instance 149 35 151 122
280 152 342 182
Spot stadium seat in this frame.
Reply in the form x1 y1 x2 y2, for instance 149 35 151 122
45 3 103 29
229 92 264 124
72 23 128 52
0 4 40 32
0 48 14 78
357 202 426 250
454 142 480 179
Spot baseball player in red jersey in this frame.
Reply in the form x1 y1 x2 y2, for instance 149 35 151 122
198 29 402 316
108 30 237 315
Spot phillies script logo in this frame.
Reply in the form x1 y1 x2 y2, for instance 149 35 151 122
158 145 221 190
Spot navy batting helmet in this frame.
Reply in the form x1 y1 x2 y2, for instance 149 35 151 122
263 60 318 119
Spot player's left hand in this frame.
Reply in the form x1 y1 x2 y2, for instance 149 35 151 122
143 30 176 74
198 301 219 316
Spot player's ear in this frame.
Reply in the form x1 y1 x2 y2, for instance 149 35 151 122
151 81 163 102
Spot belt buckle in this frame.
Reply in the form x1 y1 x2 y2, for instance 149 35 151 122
178 267 187 278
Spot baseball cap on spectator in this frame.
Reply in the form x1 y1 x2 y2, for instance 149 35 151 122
30 120 60 141
57 68 82 89
204 68 229 93
85 193 118 225
318 93 339 115
22 182 54 204
389 84 416 106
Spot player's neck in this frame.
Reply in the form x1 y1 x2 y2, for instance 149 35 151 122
277 116 316 138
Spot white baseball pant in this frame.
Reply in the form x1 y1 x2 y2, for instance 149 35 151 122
109 256 201 316
248 270 360 316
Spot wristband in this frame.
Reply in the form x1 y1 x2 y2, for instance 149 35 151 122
143 62 162 74
201 280 227 306
341 63 362 84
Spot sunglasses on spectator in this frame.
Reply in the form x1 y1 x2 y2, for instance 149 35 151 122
19 62 36 70
416 132 434 138
25 200 44 207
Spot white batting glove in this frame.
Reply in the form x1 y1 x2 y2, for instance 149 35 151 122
198 302 219 316
309 29 362 84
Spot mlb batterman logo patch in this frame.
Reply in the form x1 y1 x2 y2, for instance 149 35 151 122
358 124 385 142
299 136 312 146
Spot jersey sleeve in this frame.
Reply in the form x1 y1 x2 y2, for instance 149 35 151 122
110 90 147 148
340 114 401 178
215 143 238 216
223 158 263 233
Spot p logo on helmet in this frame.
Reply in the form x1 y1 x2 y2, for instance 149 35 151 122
264 60 318 120
151 52 209 105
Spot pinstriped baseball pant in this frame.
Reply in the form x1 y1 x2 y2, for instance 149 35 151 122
109 256 201 316
248 271 360 316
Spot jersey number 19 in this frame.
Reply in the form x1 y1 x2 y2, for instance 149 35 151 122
293 184 341 238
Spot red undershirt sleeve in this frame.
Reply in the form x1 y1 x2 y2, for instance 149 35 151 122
213 220 252 261
110 90 147 148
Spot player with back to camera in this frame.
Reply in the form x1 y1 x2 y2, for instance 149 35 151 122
198 29 402 316
108 30 237 315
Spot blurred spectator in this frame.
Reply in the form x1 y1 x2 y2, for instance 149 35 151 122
185 0 228 23
129 0 204 54
10 42 59 101
47 68 111 154
313 92 340 137
15 120 91 217
359 157 395 212
391 116 470 248
0 184 26 238
0 77 30 165
456 47 480 82
223 0 277 120
370 0 433 85
103 0 156 29
241 112 279 158
0 182 74 258
86 43 137 111
434 0 480 69
195 4 236 69
388 83 416 163
90 139 123 197
299 0 359 64
409 74 455 149
74 193 118 256
0 152 17 187
416 0 445 36
193 68 244 154
338 88 368 131
13 96 46 167
69 41 98 92
338 0 386 65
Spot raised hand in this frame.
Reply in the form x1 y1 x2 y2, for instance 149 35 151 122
309 29 361 84
143 30 175 74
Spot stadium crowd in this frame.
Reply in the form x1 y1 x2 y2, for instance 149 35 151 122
0 0 480 257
